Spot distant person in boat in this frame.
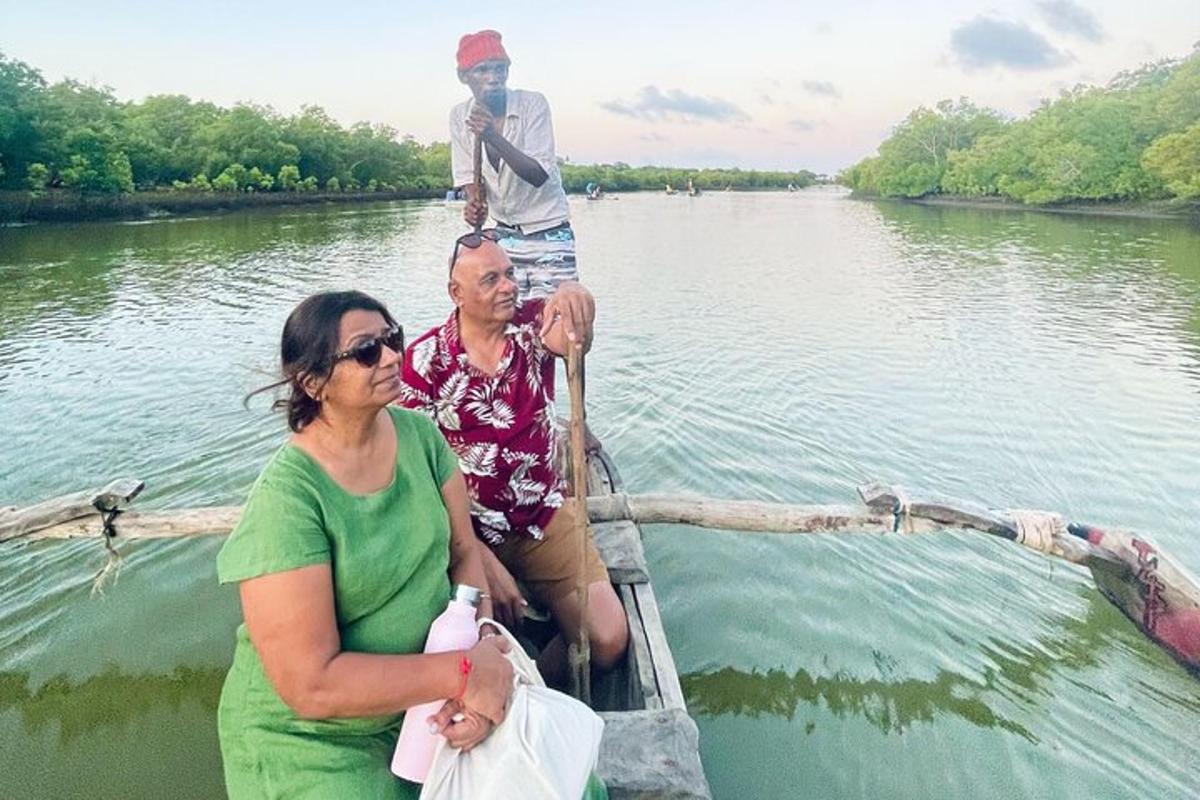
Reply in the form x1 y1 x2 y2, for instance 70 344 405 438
450 30 577 301
399 233 629 687
216 291 515 800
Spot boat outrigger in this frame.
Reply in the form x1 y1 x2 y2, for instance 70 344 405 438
8 456 1200 796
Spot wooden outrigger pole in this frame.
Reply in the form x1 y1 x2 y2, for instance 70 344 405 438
5 479 1198 676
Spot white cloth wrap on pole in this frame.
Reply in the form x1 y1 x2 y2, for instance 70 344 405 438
419 618 604 800
1009 510 1065 554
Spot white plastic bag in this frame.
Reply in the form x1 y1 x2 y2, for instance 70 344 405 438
418 618 604 800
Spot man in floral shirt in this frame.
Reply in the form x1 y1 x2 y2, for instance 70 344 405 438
399 234 628 684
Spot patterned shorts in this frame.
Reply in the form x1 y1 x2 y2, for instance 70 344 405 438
495 223 579 301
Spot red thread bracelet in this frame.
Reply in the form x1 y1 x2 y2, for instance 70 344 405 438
454 653 472 702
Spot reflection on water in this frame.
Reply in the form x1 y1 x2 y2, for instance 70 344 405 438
0 665 223 746
3 191 1200 799
680 586 1198 744
683 661 1038 741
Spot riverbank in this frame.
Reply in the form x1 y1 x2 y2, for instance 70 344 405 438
1 185 821 225
856 193 1200 222
0 188 446 225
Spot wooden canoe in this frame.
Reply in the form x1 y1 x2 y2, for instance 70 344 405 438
581 443 712 799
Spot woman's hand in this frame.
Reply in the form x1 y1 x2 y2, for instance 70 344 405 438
458 635 514 726
428 700 495 751
481 547 527 631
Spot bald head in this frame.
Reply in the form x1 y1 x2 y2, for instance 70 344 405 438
450 238 509 280
449 239 518 325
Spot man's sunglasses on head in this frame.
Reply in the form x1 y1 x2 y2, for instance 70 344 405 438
449 228 501 274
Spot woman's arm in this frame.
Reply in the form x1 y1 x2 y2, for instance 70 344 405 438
441 467 495 622
239 564 511 721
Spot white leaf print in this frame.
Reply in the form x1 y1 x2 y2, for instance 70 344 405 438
411 338 437 378
457 442 498 477
503 448 540 469
466 384 515 429
470 500 510 545
397 382 432 407
511 478 547 507
435 370 469 431
525 363 542 393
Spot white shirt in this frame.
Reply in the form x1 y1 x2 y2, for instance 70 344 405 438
450 89 570 233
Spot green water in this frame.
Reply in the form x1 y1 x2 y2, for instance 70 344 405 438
2 189 1199 799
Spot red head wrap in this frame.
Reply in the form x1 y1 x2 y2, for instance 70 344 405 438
456 30 510 72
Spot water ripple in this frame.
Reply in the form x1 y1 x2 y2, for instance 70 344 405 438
3 191 1200 799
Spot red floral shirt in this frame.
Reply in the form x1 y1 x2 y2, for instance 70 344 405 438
399 299 564 544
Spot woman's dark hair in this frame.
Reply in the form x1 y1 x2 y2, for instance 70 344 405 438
246 291 398 432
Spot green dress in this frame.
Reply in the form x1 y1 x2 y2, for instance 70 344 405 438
216 407 457 800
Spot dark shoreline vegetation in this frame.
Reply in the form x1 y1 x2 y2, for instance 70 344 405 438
0 51 815 224
840 47 1200 209
875 194 1200 222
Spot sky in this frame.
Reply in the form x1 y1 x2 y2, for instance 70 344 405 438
1 1 1197 174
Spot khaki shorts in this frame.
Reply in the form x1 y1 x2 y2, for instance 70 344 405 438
491 499 609 606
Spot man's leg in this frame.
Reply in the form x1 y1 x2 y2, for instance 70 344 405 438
538 578 628 688
493 500 629 687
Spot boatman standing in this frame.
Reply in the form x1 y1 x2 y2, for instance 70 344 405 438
450 30 577 301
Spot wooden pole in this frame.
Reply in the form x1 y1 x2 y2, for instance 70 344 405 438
566 345 592 704
8 480 1199 674
472 132 485 234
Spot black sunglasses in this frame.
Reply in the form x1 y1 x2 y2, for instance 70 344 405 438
332 327 405 368
449 228 501 275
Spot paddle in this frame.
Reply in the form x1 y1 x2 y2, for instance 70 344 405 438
566 344 592 704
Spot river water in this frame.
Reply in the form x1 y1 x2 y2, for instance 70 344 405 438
2 189 1199 799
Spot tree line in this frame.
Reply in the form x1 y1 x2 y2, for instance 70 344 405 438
0 51 814 199
560 163 815 193
840 47 1200 204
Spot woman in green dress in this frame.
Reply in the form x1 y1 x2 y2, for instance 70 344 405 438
217 290 515 799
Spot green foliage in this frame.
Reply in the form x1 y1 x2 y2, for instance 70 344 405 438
559 162 815 192
211 166 239 193
1 49 823 199
842 98 1005 197
846 48 1200 205
1143 122 1200 199
277 164 301 191
0 52 49 185
59 128 133 194
247 166 273 192
25 162 48 193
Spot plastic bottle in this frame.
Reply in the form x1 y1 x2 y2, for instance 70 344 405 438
390 584 483 783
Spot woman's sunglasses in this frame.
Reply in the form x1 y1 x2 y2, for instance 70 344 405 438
332 327 405 368
449 228 501 274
